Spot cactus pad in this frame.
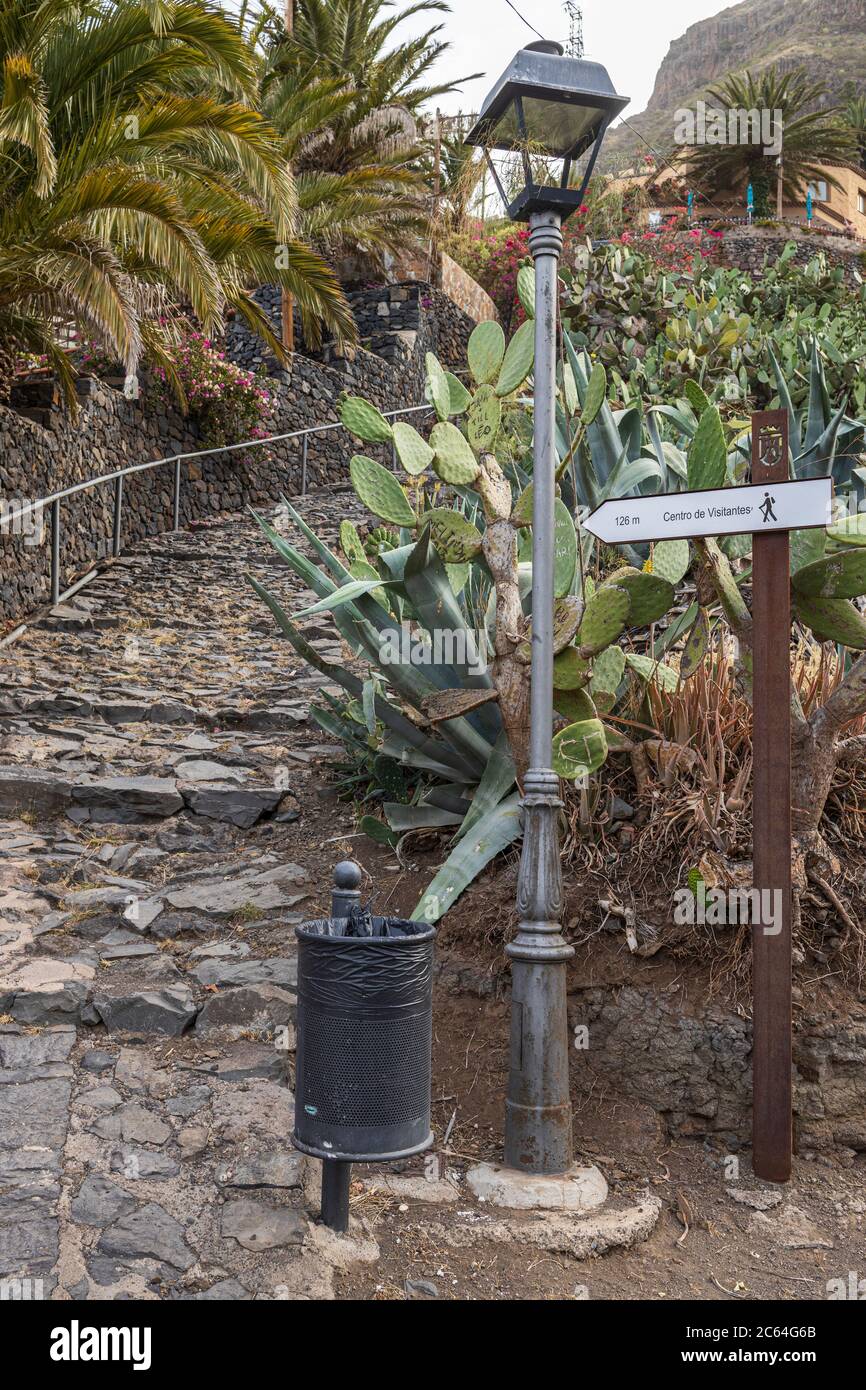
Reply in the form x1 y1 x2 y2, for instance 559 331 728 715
554 687 595 725
679 608 710 679
468 386 502 453
425 352 452 421
578 586 630 655
516 265 535 319
392 420 434 476
553 646 591 689
554 499 578 597
446 372 472 417
794 594 866 649
609 570 675 627
589 644 626 696
496 319 535 397
467 321 506 386
552 719 608 779
349 455 416 527
339 395 394 443
792 549 866 600
430 421 481 485
421 509 483 563
339 519 366 566
647 538 690 586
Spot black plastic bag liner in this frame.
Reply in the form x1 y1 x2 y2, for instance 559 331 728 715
293 914 436 1163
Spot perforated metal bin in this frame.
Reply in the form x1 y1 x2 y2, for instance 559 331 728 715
292 914 436 1163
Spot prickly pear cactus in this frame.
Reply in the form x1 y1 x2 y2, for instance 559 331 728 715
335 316 679 787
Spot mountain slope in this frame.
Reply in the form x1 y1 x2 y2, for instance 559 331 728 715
605 0 866 163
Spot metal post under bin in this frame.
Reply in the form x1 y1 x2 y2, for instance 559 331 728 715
292 862 436 1231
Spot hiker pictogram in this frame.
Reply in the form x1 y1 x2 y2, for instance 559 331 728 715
760 492 778 524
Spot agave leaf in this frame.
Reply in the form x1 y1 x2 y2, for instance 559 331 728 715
565 339 626 483
410 793 522 923
277 497 353 584
767 344 800 458
293 576 395 618
456 731 516 841
247 574 466 774
384 803 463 831
382 736 477 783
680 609 710 679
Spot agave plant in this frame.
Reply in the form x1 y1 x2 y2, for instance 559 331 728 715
242 318 769 922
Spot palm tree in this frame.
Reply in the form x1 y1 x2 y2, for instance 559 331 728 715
0 0 355 405
254 0 478 267
682 68 856 209
843 95 866 169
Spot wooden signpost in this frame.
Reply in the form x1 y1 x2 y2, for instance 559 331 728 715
585 410 834 1183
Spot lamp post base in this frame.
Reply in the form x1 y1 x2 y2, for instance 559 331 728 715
467 1161 607 1211
504 768 574 1175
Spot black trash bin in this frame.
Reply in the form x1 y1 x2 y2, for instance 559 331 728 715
292 863 436 1228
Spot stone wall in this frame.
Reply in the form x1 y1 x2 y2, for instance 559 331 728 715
225 279 477 386
569 985 866 1154
0 350 431 631
717 229 865 286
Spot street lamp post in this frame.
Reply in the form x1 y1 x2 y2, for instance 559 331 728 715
466 42 628 1174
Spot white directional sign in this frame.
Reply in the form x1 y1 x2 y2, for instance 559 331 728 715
583 477 834 546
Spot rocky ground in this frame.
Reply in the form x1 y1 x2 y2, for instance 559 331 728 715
0 489 863 1302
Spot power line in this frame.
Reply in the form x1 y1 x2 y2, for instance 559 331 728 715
503 0 547 44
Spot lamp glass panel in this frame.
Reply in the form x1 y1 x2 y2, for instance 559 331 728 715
487 96 605 157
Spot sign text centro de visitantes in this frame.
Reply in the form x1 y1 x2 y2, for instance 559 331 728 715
583 477 833 546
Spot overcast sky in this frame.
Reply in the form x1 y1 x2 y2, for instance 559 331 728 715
400 0 733 119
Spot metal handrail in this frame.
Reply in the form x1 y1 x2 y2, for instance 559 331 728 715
2 402 433 608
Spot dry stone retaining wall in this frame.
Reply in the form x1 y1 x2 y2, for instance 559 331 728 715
0 278 479 629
